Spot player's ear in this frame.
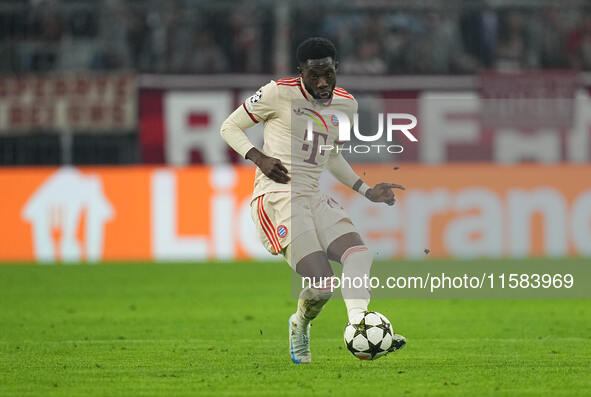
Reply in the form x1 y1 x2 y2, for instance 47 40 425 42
334 60 339 71
296 65 302 76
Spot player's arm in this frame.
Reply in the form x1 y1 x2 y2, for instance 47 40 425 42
219 105 257 158
219 83 290 184
326 153 404 206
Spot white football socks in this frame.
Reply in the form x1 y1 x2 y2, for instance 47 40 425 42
294 246 373 327
341 245 372 322
296 286 333 329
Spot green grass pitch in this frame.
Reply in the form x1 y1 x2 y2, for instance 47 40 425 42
0 260 589 396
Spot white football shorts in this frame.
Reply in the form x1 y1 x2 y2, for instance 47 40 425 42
250 191 357 268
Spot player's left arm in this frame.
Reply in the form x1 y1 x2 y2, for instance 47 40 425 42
326 98 403 205
326 154 403 206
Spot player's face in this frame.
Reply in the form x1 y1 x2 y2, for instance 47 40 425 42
299 57 337 102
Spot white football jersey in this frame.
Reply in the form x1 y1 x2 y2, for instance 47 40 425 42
243 77 358 199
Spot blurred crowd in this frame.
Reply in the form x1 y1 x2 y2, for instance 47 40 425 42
1 0 591 75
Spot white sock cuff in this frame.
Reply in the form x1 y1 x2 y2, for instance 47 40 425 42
301 286 334 300
340 245 369 264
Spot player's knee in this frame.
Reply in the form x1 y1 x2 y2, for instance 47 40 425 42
295 251 333 279
341 245 373 266
327 232 365 263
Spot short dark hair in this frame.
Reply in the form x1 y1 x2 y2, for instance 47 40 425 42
296 37 337 65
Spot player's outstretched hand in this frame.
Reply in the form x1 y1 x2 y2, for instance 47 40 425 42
366 182 405 206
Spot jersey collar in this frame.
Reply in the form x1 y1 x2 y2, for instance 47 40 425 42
299 77 333 106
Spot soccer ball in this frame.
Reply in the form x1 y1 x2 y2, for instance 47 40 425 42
344 311 394 360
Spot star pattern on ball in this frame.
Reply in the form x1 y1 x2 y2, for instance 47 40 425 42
353 316 372 338
344 312 399 361
375 316 392 339
365 339 384 359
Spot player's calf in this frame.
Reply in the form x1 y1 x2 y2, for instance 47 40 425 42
290 250 334 364
296 286 333 328
340 245 373 322
294 250 334 329
326 232 373 322
289 286 333 364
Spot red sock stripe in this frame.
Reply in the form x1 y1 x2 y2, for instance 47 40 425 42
257 196 282 253
341 246 368 263
311 278 337 290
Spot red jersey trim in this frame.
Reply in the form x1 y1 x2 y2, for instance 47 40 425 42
298 78 309 100
333 92 354 100
242 102 259 123
334 87 354 99
277 77 299 83
334 87 353 96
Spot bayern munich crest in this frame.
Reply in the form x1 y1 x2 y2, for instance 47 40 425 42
331 114 339 126
277 225 288 238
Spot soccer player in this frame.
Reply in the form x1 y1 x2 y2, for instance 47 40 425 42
220 37 406 363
